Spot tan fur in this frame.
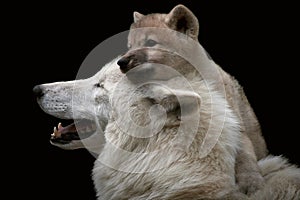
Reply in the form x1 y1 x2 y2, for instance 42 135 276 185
253 156 300 199
120 4 266 195
130 4 267 160
235 134 264 194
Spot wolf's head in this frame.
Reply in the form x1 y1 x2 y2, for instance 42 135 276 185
33 58 123 153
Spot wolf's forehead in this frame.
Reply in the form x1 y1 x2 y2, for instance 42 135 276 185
94 59 121 79
101 67 123 84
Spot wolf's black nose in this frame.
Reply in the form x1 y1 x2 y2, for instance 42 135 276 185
33 85 44 98
117 57 131 73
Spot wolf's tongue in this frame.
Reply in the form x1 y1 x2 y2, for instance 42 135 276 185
58 123 77 134
52 122 75 138
52 120 94 138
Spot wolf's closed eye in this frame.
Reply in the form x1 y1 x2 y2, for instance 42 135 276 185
144 39 157 47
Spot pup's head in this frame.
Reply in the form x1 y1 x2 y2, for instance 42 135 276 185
117 5 210 79
33 58 123 153
131 4 199 41
127 4 199 54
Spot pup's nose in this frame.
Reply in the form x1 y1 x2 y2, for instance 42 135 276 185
33 85 44 98
117 57 131 73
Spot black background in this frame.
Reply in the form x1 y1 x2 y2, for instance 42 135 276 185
15 1 299 199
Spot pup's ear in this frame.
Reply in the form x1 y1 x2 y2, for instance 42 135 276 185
165 4 199 40
151 87 201 117
133 11 145 23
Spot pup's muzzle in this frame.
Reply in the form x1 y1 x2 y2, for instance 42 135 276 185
117 57 131 73
117 50 147 73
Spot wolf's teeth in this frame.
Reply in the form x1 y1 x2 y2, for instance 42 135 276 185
58 122 62 129
53 127 59 137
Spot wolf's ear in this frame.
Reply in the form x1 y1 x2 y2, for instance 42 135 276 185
151 87 201 116
165 4 199 40
133 11 145 23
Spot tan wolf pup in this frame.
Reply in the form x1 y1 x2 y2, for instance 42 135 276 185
117 4 267 194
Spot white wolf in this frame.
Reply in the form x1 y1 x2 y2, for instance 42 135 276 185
34 58 300 199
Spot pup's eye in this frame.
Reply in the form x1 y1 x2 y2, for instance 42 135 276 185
144 39 157 47
94 82 104 88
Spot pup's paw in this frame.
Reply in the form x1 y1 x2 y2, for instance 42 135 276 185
238 172 265 195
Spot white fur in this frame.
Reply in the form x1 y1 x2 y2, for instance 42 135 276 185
93 72 243 199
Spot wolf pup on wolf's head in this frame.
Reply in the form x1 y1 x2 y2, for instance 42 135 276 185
117 4 267 195
120 4 267 159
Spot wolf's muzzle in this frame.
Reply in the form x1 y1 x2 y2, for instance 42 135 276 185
33 85 44 99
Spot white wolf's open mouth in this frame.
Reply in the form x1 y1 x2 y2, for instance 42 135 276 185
50 119 96 144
